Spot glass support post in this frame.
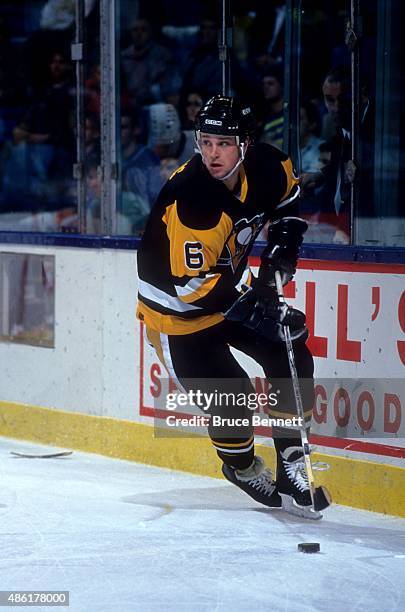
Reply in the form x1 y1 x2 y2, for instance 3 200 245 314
219 0 233 96
100 0 118 234
348 0 361 244
72 0 86 233
283 0 301 169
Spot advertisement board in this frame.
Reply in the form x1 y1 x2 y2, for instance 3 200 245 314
139 259 405 459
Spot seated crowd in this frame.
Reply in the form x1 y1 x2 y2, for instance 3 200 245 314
0 1 365 242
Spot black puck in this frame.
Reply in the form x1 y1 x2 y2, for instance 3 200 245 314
298 542 320 553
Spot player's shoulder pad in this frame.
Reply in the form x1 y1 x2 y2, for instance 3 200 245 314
250 141 289 165
245 142 288 183
252 142 299 206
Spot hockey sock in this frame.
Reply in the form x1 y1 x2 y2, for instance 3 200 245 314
211 436 255 470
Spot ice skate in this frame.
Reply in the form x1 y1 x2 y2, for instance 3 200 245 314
222 456 282 509
277 446 323 520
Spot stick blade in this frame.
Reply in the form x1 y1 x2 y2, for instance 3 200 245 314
10 451 73 459
313 486 332 511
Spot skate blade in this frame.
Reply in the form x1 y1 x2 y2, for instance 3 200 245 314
280 493 323 520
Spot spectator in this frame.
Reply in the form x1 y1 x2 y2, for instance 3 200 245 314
120 110 156 180
147 102 195 172
159 157 179 182
180 18 255 103
179 91 204 131
121 17 179 106
299 101 324 173
126 103 195 213
22 50 75 207
259 64 284 150
180 18 221 100
25 50 75 150
1 124 33 211
84 154 142 234
25 0 98 94
85 62 131 116
301 67 374 244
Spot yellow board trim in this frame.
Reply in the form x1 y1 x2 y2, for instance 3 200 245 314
1 400 405 517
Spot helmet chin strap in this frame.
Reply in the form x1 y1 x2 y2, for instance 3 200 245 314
217 144 247 181
195 134 248 182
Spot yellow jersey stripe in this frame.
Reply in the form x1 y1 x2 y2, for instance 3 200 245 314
211 435 254 449
240 165 248 202
178 273 222 304
280 158 299 201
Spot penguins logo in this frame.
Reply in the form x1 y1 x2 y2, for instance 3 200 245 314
218 214 265 272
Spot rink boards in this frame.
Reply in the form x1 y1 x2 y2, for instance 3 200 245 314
0 244 404 516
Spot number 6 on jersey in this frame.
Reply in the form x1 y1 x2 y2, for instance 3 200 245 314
184 241 204 270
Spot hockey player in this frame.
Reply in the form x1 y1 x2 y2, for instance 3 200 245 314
137 95 320 519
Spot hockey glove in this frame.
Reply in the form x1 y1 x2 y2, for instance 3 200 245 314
258 217 308 287
224 283 308 343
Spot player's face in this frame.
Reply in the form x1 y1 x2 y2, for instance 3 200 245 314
262 76 282 102
131 19 151 48
186 94 203 122
199 133 240 179
322 80 351 129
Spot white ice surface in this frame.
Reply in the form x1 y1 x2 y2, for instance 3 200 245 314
1 437 405 612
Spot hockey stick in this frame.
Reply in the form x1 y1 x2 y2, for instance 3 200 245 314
274 270 331 512
10 451 73 459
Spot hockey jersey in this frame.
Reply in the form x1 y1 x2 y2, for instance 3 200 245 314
137 142 300 335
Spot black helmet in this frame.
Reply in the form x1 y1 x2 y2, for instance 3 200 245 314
195 95 255 143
